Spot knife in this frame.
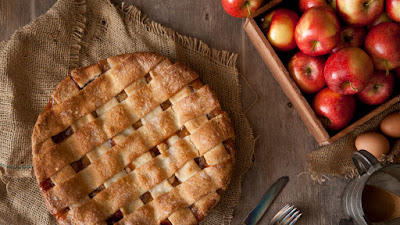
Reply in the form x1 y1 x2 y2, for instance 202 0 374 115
243 176 289 225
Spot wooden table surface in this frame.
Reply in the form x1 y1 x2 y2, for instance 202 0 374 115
1 0 349 224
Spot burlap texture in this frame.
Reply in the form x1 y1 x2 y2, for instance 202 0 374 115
0 0 255 224
308 103 400 180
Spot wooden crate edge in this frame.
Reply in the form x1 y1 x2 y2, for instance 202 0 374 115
243 17 330 144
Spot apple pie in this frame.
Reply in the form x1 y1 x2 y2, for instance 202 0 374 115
31 52 235 224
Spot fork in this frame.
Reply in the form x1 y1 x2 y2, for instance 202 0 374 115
269 205 302 225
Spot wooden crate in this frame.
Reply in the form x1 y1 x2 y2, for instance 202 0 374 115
242 0 400 146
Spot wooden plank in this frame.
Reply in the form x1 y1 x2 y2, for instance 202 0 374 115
0 0 56 42
31 0 55 18
0 0 34 41
1 1 348 224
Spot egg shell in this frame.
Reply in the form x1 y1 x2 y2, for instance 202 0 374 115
355 132 390 159
380 111 400 138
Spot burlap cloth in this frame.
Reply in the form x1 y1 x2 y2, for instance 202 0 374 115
0 0 255 224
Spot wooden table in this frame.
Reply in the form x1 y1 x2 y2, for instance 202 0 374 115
1 1 348 224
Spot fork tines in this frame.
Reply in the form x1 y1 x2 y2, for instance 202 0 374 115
269 204 302 225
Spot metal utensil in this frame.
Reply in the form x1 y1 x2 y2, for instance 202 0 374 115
243 176 289 225
269 204 302 225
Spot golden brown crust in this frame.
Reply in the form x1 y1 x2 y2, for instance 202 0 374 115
168 208 198 225
172 85 220 125
32 52 235 225
32 53 163 146
34 60 199 182
117 156 234 225
51 76 80 104
70 63 102 88
191 192 221 221
190 112 235 155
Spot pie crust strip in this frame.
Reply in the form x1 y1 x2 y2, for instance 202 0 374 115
116 156 234 225
32 53 163 146
42 86 224 213
59 113 233 224
34 62 198 182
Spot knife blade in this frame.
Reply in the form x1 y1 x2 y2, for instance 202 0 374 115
242 176 289 225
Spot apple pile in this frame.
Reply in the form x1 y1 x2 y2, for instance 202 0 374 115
261 0 400 131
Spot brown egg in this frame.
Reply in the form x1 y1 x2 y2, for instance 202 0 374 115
381 111 400 138
355 132 390 159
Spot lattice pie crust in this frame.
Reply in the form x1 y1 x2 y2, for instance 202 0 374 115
32 52 235 225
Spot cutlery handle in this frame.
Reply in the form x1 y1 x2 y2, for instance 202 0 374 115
243 176 289 225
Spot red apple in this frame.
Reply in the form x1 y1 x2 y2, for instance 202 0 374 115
324 47 374 95
357 71 395 105
261 9 299 51
312 87 356 130
336 0 384 27
221 0 264 18
365 22 400 72
299 0 330 12
288 51 326 93
332 26 366 53
366 12 393 30
387 0 400 22
299 0 336 12
395 67 400 79
295 7 340 56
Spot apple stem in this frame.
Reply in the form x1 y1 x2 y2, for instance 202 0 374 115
312 41 318 52
344 82 359 92
385 61 390 76
305 67 312 75
349 82 359 92
245 1 251 17
364 0 375 7
344 34 353 43
374 83 384 90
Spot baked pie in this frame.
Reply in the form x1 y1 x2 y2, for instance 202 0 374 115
32 52 235 224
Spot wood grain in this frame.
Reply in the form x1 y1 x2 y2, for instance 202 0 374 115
0 0 348 224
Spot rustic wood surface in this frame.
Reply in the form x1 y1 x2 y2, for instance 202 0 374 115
0 0 348 224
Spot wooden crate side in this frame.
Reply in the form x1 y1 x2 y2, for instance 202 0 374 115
243 18 330 144
328 95 400 144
